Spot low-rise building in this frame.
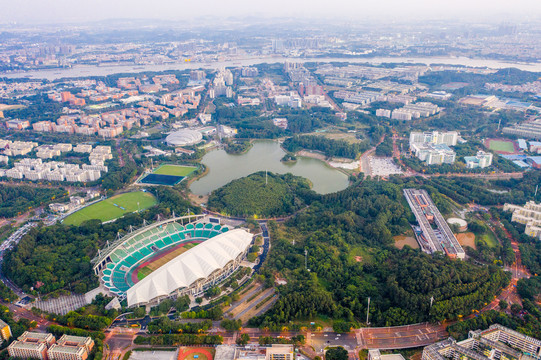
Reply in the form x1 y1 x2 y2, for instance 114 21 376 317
8 332 56 360
422 324 541 360
48 335 94 360
368 350 405 360
464 151 493 169
503 201 541 240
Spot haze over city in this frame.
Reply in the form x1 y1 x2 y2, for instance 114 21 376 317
2 0 541 24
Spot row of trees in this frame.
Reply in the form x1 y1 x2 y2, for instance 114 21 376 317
133 334 223 346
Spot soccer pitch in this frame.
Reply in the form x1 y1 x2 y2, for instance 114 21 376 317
488 140 515 152
63 191 157 226
152 164 197 177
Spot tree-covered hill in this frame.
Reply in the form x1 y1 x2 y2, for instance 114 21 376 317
250 179 510 329
207 172 314 218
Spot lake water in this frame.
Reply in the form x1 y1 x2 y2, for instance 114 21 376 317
3 55 541 80
189 140 350 195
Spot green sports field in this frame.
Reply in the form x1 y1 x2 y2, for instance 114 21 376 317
63 191 157 226
152 164 196 177
488 140 515 152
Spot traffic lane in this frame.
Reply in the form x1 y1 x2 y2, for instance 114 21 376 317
310 332 358 353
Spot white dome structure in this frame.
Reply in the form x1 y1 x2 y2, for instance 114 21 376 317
165 129 203 146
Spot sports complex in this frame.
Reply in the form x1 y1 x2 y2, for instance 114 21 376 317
138 164 197 186
92 215 253 308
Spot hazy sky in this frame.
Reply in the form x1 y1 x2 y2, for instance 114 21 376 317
1 0 541 24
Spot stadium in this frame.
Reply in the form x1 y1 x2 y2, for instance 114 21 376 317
92 215 253 308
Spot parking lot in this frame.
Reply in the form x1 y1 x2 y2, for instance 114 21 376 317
368 157 403 177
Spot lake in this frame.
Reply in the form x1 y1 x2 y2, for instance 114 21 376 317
189 140 350 195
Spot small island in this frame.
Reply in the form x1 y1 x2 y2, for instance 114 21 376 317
207 171 312 217
280 153 298 164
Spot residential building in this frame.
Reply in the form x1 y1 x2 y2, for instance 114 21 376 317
464 151 493 169
422 324 541 360
368 350 405 360
5 119 30 130
0 319 11 344
503 201 541 240
48 335 94 360
410 131 458 147
8 332 56 360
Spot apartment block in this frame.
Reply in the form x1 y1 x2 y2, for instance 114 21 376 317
8 332 56 360
503 201 541 240
0 319 11 343
48 335 94 360
422 324 541 360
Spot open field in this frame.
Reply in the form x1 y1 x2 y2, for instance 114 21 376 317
487 140 515 153
0 104 24 111
394 235 419 249
153 164 197 177
136 243 198 281
178 348 214 360
63 191 156 225
457 232 476 249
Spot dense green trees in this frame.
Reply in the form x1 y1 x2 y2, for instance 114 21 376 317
375 137 393 157
283 135 369 159
208 172 312 217
249 179 509 328
148 318 213 334
0 184 66 218
325 347 349 360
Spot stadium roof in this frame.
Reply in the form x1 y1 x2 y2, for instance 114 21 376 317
165 129 203 146
126 229 252 307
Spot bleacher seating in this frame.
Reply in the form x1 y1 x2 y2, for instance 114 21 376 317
101 221 230 296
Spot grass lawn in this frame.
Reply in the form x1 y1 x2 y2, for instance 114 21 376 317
477 232 499 248
488 140 515 152
63 191 157 226
136 243 197 281
153 164 196 177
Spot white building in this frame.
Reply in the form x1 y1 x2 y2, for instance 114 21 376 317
503 201 541 240
464 151 493 169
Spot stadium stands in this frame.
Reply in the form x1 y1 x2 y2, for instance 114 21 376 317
94 218 232 298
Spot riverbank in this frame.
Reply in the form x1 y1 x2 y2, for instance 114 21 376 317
4 55 541 80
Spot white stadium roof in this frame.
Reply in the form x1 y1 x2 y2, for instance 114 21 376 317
126 228 252 307
165 129 203 146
